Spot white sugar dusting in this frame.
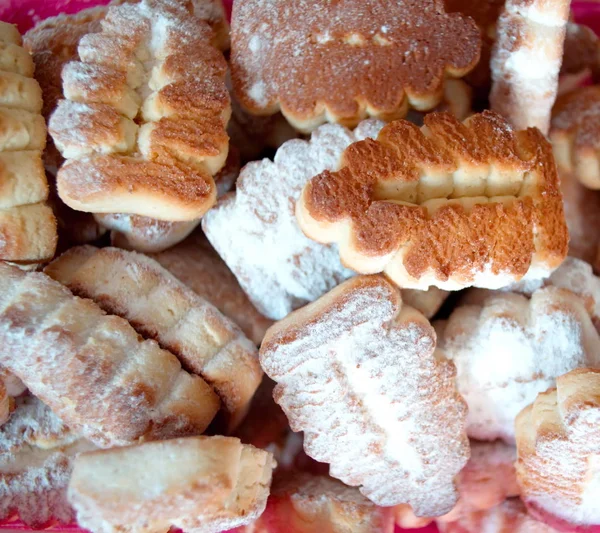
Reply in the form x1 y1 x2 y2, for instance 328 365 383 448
439 287 600 443
203 120 384 320
260 278 468 515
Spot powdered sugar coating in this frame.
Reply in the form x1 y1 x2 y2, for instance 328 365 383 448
260 276 469 515
203 120 384 320
516 369 600 528
490 0 569 134
438 287 600 443
0 395 95 527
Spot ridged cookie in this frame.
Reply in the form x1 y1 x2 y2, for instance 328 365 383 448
68 436 275 533
516 368 600 530
0 22 56 264
49 0 230 221
0 262 220 447
0 395 97 527
45 246 261 431
231 0 481 132
297 111 567 290
490 0 570 134
260 275 469 515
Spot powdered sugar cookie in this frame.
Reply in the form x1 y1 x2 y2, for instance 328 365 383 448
490 0 570 134
438 498 561 533
395 440 519 528
251 472 395 533
438 286 600 442
203 120 383 320
0 395 96 527
297 111 568 291
231 0 481 132
516 368 600 531
260 275 469 515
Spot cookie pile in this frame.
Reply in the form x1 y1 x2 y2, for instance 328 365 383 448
0 1 599 532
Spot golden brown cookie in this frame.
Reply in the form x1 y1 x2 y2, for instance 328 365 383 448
231 0 481 132
297 111 567 290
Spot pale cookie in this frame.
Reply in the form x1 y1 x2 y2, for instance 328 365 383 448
490 0 570 134
297 111 568 291
93 148 239 253
438 499 561 533
49 0 230 221
203 119 383 320
231 0 481 132
551 86 600 190
0 22 56 265
395 440 519 528
438 286 600 443
151 232 272 345
259 275 469 515
0 262 220 448
516 368 600 530
0 395 96 527
68 436 275 533
45 246 261 431
251 472 395 533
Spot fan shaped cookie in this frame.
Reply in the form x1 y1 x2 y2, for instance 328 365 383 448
297 111 567 291
438 285 600 443
203 120 383 320
396 440 520 528
0 262 220 448
68 436 275 533
45 245 261 431
516 368 600 530
48 0 230 222
438 499 561 533
231 0 481 133
151 232 272 345
0 395 96 527
0 22 57 265
551 86 600 190
251 472 394 533
490 0 570 134
259 275 469 515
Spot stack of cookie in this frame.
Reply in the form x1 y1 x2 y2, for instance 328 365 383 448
0 1 599 532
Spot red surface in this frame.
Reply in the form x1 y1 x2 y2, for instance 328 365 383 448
0 1 595 532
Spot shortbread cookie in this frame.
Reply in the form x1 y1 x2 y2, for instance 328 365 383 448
49 0 230 221
406 79 473 127
0 262 220 448
252 472 394 533
0 22 57 264
395 440 519 528
260 275 469 515
438 286 600 442
204 120 383 320
0 395 96 527
93 148 239 253
438 499 561 533
516 368 600 530
45 246 261 431
297 111 567 291
68 436 275 533
490 0 570 134
0 367 25 398
231 0 481 132
551 86 600 190
402 287 449 320
561 22 600 82
151 232 272 345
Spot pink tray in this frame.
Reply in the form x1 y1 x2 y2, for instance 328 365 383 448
0 1 596 532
